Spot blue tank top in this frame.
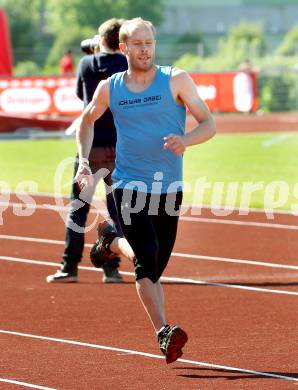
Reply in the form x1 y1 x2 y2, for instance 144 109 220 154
109 65 186 193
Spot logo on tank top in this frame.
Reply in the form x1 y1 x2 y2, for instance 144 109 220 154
118 95 162 109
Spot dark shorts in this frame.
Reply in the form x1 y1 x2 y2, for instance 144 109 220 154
113 189 183 283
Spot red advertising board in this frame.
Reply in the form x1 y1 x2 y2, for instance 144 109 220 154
0 76 83 116
191 71 258 113
0 71 258 117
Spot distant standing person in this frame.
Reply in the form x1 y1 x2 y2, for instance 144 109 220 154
59 49 74 75
47 18 127 284
233 60 255 113
74 17 216 363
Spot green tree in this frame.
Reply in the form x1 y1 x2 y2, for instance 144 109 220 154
13 60 40 76
1 0 40 62
1 0 55 68
217 21 265 68
47 0 163 34
277 26 298 56
174 53 202 71
1 0 163 73
46 0 164 68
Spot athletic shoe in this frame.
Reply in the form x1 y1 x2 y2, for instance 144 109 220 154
46 267 78 283
102 267 123 283
158 324 188 364
90 220 118 268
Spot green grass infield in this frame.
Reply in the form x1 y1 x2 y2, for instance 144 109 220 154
1 132 297 211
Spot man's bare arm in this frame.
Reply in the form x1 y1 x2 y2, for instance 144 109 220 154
73 79 110 189
164 69 216 155
76 79 110 162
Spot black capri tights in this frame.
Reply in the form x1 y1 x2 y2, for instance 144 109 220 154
114 189 183 283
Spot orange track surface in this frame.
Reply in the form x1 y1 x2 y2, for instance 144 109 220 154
1 195 298 389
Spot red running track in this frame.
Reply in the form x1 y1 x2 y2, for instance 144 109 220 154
0 195 298 389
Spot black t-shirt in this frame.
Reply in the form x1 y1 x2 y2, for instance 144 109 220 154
76 52 127 147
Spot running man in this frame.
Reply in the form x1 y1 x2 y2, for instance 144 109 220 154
74 17 216 363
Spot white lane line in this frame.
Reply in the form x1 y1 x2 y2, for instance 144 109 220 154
172 252 298 271
2 201 298 230
0 378 57 390
180 216 298 230
160 275 298 296
262 133 294 147
1 329 297 383
1 234 65 246
7 191 298 216
1 234 298 271
188 204 296 216
0 255 297 296
0 201 106 214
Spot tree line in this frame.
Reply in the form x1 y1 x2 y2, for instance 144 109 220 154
2 0 298 111
1 0 163 74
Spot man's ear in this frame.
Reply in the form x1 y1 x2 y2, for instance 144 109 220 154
119 42 127 55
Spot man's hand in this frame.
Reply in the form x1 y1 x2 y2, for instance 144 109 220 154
163 134 186 156
74 160 94 190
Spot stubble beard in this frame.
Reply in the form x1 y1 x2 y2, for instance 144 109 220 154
130 55 155 73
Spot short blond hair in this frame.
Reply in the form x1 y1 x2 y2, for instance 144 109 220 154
119 17 156 43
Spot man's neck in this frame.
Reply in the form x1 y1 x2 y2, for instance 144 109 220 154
127 65 157 85
99 45 118 54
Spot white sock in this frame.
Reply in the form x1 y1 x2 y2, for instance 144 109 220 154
156 325 167 335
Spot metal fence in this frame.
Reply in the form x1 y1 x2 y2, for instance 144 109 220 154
257 69 298 112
